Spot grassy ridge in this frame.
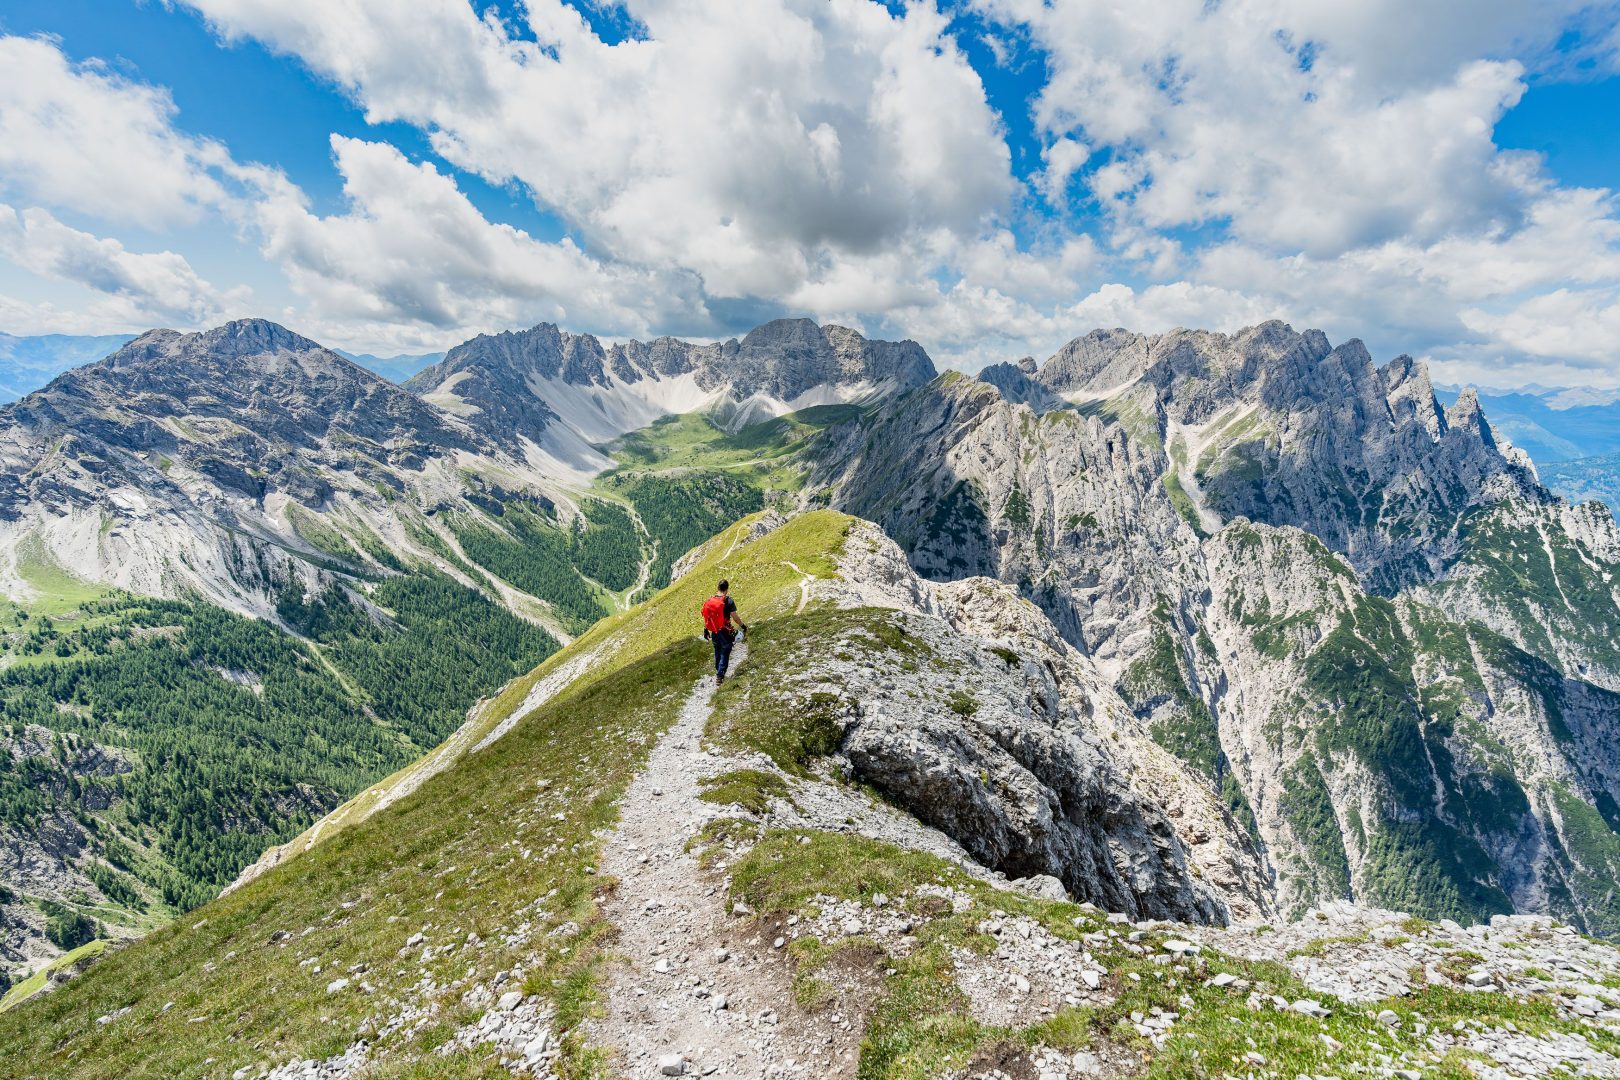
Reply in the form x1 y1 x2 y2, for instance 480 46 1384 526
594 405 860 597
0 637 703 1078
0 512 854 1076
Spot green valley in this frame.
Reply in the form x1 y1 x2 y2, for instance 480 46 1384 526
0 568 556 993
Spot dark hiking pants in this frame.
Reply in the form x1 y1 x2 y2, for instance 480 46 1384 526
712 628 735 679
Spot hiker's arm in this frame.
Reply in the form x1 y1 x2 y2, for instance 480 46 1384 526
733 610 748 633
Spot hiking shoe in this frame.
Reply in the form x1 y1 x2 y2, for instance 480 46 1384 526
716 672 725 685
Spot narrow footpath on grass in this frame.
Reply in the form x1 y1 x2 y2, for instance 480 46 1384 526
583 641 864 1078
779 560 813 615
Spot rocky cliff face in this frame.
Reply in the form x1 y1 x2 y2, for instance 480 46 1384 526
807 520 1265 923
811 321 1620 933
0 725 143 973
1034 322 1540 592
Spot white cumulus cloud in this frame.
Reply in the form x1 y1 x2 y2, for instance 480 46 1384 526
4 3 1620 385
0 203 243 326
249 135 710 350
181 0 1014 304
0 34 265 229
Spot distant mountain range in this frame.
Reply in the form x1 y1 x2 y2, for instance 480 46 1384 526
0 333 136 402
1541 451 1620 521
1431 385 1620 522
332 348 443 384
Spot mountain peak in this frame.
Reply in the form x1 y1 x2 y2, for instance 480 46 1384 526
1447 386 1498 449
738 316 822 344
101 319 337 377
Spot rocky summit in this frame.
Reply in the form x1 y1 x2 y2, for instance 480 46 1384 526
0 318 1617 1080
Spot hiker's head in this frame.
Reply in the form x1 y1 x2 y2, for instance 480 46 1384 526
717 579 729 594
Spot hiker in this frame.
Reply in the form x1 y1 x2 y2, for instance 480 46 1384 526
700 579 748 684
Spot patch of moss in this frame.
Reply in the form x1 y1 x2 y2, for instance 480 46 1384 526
697 769 795 816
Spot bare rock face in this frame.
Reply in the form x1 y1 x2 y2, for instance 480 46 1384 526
0 725 140 968
1028 321 1540 593
0 319 508 617
817 522 1265 924
818 371 1207 671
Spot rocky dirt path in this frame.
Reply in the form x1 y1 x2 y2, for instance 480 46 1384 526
779 560 814 615
586 644 858 1078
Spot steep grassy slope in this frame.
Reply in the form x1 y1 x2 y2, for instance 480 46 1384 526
0 512 854 1076
432 405 858 630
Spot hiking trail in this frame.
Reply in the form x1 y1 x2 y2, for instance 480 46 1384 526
584 643 861 1078
780 560 813 615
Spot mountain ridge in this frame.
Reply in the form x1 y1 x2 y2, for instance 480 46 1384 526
5 508 1620 1079
407 316 936 472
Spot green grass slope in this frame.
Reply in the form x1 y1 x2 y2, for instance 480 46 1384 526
595 405 859 593
0 511 854 1077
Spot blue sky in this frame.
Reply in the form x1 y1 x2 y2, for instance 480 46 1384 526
0 1 1618 386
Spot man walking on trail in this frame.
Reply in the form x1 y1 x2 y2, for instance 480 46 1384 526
701 580 747 684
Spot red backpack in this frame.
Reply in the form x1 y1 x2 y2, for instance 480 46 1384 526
701 595 729 634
